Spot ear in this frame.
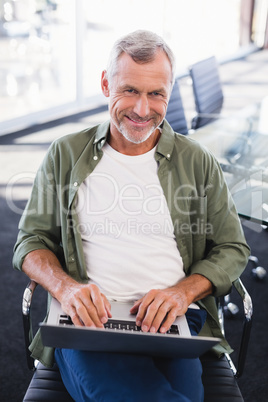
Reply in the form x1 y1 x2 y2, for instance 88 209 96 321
101 70 110 97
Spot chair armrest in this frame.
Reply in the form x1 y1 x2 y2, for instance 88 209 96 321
218 278 253 379
22 280 38 370
232 278 253 378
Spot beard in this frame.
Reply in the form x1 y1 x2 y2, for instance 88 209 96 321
113 111 162 145
119 122 156 144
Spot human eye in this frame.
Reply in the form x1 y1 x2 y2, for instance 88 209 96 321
124 88 137 94
150 91 163 97
122 86 137 95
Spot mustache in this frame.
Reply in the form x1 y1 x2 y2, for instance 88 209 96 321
125 112 153 122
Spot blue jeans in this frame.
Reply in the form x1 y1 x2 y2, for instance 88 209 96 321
55 309 206 402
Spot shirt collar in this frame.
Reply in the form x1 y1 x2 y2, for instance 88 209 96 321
155 119 175 161
93 120 110 149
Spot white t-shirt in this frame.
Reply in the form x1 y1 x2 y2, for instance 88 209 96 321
75 142 185 302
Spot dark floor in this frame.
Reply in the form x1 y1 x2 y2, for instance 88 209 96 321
1 48 268 401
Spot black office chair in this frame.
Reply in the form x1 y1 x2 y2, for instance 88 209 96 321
165 79 189 135
22 279 252 401
190 56 224 130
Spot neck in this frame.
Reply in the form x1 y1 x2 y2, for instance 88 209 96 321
108 128 161 156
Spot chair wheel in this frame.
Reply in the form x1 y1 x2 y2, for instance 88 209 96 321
224 302 239 317
251 266 267 280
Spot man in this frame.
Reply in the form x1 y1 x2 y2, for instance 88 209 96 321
13 30 250 401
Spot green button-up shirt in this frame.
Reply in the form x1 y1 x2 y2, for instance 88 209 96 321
13 120 250 367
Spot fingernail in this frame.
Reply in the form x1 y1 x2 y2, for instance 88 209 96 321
160 327 166 333
136 320 141 327
150 327 156 333
142 325 148 332
101 316 108 324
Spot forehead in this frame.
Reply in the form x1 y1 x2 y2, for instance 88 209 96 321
113 51 172 90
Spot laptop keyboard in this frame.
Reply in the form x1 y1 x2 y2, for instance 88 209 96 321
59 315 180 335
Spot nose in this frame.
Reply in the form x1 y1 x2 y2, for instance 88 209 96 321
133 94 150 118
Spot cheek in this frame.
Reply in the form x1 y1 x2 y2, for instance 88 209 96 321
109 96 133 112
153 100 168 116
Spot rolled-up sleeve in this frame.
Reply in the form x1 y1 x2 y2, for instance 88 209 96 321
13 146 63 271
189 158 250 296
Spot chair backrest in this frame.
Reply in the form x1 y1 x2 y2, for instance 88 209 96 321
190 56 224 129
165 80 188 135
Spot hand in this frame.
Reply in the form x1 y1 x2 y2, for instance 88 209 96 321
21 250 112 328
129 286 189 334
129 274 213 333
59 283 112 328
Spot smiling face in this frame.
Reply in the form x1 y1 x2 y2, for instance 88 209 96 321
101 50 173 155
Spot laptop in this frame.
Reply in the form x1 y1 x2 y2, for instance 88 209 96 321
40 298 220 359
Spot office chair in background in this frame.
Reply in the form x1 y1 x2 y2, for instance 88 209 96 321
189 56 224 130
165 79 189 135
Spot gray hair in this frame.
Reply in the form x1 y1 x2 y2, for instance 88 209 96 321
106 30 176 86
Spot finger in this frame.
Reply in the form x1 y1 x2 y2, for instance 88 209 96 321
134 292 157 327
75 300 103 328
141 298 168 332
90 285 110 323
159 307 178 333
61 296 90 327
69 309 84 327
136 292 164 331
103 296 112 318
146 301 171 333
69 305 96 328
129 298 143 314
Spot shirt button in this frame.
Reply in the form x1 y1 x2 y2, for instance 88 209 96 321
167 153 171 159
93 155 98 161
74 181 78 187
70 257 75 262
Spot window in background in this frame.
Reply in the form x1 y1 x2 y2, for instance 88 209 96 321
252 0 268 47
163 0 241 66
82 0 242 98
82 0 166 98
0 0 76 125
0 0 256 134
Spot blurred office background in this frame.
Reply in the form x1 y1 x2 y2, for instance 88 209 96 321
1 1 268 401
0 0 268 135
